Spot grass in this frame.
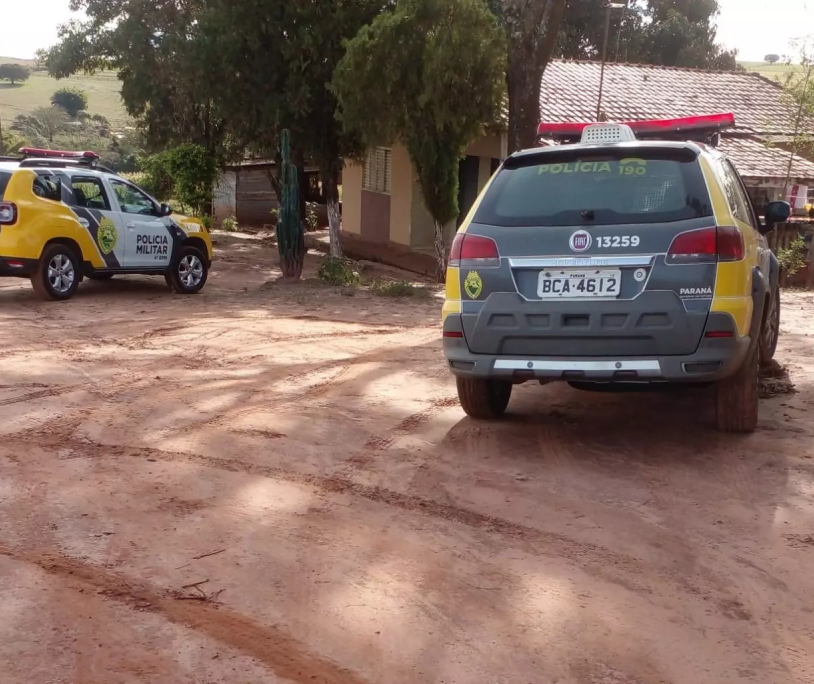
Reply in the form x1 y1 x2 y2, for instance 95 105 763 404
0 58 130 130
740 61 799 83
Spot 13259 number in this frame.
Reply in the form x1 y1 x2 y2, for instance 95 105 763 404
596 236 640 248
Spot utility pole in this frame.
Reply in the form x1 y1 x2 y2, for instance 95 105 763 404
596 3 626 122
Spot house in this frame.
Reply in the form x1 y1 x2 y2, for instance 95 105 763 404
341 60 814 252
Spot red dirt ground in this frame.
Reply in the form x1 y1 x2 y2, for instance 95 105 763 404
1 231 813 684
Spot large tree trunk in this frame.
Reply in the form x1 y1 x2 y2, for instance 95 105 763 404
322 166 343 258
502 0 566 153
434 219 447 283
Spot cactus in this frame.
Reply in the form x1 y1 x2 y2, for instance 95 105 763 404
276 129 305 280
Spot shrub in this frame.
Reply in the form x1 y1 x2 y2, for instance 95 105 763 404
221 215 239 232
317 257 361 286
51 87 89 117
777 236 808 278
140 144 218 216
305 202 320 232
200 215 215 231
369 278 430 298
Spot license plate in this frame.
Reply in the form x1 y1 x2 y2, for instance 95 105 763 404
537 269 621 299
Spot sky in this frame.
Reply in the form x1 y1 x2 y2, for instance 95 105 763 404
0 0 812 63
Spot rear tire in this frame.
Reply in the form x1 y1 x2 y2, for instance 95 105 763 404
167 246 208 294
715 342 759 433
456 377 512 419
759 288 780 364
30 243 80 301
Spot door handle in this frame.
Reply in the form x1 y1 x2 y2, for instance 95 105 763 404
126 223 136 229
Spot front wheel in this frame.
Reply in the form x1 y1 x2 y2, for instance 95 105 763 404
30 243 80 301
715 342 759 433
759 288 780 364
456 377 512 419
167 246 208 294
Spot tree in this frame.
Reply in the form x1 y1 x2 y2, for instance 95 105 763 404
0 64 31 85
48 2 232 168
34 49 49 71
11 107 68 144
765 54 781 65
556 0 738 70
335 0 506 278
197 0 387 258
497 1 567 152
140 144 220 216
51 87 89 117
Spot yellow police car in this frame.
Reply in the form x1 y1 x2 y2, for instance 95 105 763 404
0 148 214 300
443 115 791 433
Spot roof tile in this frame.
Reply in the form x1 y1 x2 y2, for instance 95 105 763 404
540 61 795 135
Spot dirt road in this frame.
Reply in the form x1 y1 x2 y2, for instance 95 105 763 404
1 232 813 684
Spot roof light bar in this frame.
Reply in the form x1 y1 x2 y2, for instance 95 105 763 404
19 148 100 161
537 113 736 142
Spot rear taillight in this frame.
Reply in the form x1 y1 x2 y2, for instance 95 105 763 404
0 202 17 225
666 226 743 264
449 233 499 266
716 226 745 262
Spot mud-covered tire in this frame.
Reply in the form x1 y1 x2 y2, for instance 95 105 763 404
167 246 208 294
30 243 81 301
759 287 780 364
456 377 512 419
715 342 759 433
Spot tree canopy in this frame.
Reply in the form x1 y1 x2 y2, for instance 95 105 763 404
196 0 387 256
51 87 89 117
496 0 567 152
0 64 31 85
334 0 506 277
557 0 738 70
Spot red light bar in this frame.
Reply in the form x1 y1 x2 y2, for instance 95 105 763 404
537 113 735 139
19 148 100 160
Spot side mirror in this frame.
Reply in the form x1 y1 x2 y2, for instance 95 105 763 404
761 200 791 234
159 203 173 217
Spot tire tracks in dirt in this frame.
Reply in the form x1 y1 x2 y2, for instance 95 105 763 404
0 543 371 684
5 434 697 598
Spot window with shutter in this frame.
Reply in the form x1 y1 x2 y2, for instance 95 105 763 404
363 147 392 194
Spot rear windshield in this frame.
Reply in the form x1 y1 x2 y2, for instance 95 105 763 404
0 172 11 199
475 150 713 227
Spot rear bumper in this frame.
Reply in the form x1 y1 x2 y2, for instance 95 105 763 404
0 256 37 277
443 312 751 383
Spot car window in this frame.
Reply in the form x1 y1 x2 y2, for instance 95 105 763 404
109 179 156 216
32 174 61 202
474 150 713 227
716 158 755 228
724 159 758 228
70 177 111 211
0 172 11 199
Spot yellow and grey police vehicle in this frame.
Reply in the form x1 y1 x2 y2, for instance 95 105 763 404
0 148 214 301
442 114 791 433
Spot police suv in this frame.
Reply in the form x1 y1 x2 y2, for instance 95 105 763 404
442 114 791 433
0 148 214 301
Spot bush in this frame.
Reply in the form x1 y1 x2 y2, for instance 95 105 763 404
140 144 218 216
51 87 89 117
369 278 430 298
777 236 808 278
221 215 238 232
200 215 215 231
317 257 361 286
305 202 320 231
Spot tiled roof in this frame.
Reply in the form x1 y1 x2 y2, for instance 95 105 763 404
540 61 794 135
717 137 814 181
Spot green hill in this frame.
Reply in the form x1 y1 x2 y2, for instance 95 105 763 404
0 58 131 130
739 61 798 82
